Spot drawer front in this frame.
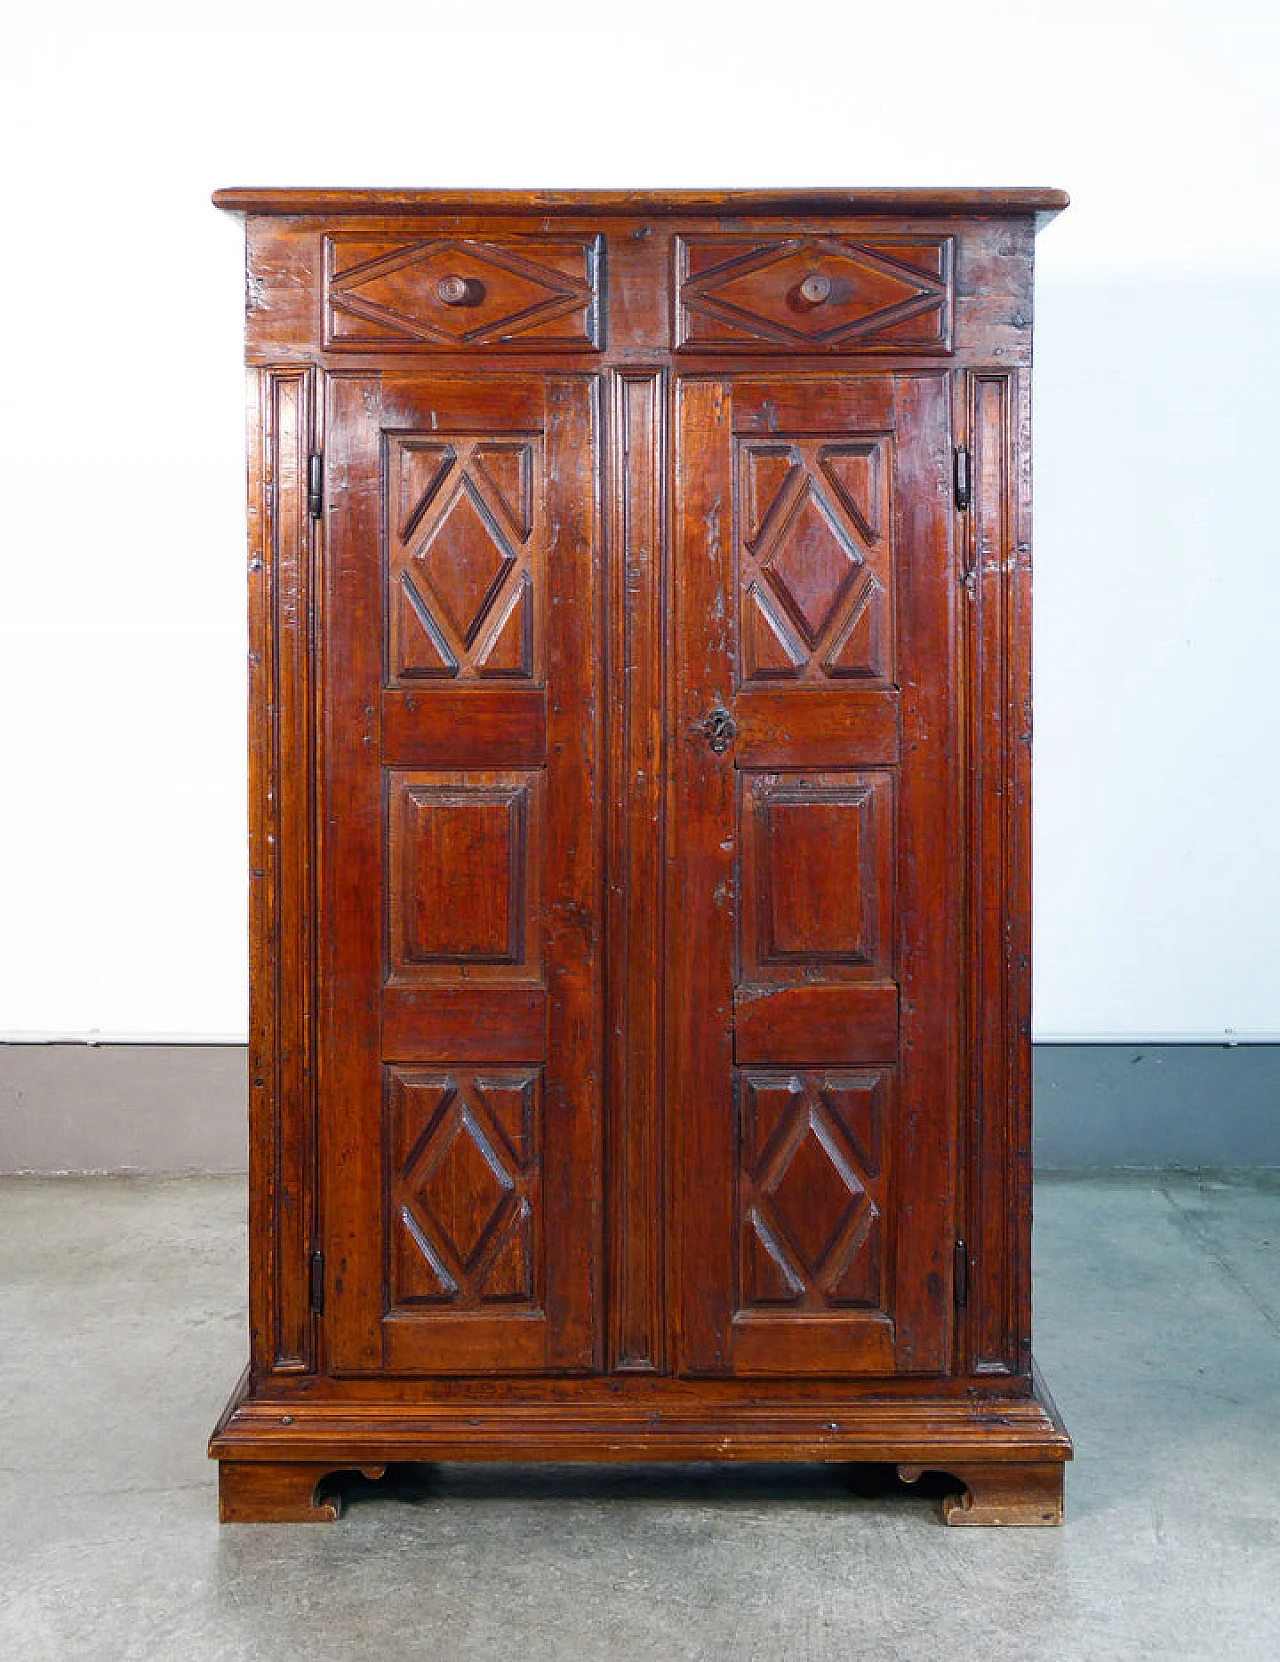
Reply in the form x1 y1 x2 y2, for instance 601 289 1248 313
325 234 603 350
675 234 952 353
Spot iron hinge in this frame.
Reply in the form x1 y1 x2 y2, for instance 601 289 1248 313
953 444 971 511
953 1238 969 1308
309 1249 325 1314
307 453 324 521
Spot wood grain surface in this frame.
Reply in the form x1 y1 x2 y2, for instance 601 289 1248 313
212 187 1071 1525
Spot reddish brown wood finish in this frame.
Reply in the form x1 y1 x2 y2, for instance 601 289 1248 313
319 369 602 1377
606 369 668 1374
214 187 1068 220
669 372 958 1380
211 188 1070 1525
218 1461 389 1523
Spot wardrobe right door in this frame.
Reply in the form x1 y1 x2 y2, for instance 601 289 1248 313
671 371 962 1378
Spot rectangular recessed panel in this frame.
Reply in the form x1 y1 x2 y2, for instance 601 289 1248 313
386 770 543 981
768 798 866 956
740 770 894 983
402 793 518 961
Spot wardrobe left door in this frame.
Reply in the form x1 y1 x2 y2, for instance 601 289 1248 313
317 370 604 1376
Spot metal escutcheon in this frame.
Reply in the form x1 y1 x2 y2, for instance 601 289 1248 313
701 705 737 754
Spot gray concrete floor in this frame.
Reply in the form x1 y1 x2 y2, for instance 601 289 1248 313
0 1175 1277 1660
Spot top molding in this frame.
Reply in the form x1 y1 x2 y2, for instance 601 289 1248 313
212 187 1070 228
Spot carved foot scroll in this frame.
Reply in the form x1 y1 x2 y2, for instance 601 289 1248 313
218 1460 387 1523
897 1460 1064 1526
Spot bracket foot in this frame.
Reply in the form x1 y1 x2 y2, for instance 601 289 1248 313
898 1460 1064 1526
218 1460 387 1523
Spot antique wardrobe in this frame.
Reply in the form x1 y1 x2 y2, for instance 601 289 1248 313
208 188 1072 1524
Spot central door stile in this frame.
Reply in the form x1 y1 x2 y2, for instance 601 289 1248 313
668 377 737 1377
606 368 669 1374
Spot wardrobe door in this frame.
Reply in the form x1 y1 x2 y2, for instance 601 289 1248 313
671 373 960 1377
318 370 604 1375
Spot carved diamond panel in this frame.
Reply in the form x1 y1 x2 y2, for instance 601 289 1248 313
738 439 892 685
762 484 858 645
326 235 602 349
677 235 952 351
387 436 541 685
419 1109 507 1270
738 1070 888 1312
415 482 514 646
389 1068 541 1308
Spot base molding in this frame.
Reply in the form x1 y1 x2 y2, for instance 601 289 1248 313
210 1362 1070 1526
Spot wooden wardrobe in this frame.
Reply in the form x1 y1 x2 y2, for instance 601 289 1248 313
208 188 1072 1525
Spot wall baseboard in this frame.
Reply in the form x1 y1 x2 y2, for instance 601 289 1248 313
1 1042 1276 1175
1034 1043 1280 1170
0 1044 247 1174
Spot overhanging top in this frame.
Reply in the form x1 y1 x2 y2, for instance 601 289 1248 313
212 187 1069 228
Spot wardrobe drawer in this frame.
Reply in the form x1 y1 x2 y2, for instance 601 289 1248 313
324 233 603 349
674 233 952 352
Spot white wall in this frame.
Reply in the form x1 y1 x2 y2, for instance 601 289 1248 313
0 0 1275 1041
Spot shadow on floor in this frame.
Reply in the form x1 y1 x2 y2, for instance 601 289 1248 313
328 1460 955 1512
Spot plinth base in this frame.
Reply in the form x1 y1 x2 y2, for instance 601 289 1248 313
211 1362 1070 1525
